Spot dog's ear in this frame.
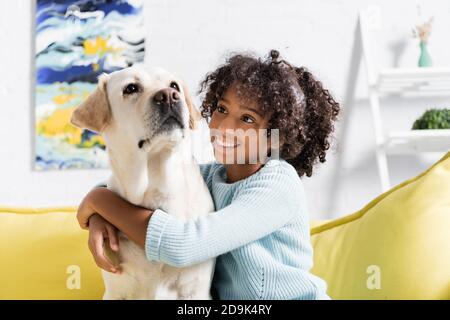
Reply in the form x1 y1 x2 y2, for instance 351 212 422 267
182 84 202 130
70 73 111 133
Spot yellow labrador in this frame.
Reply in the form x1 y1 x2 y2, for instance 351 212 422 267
71 65 215 299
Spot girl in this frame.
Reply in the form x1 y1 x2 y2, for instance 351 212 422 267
77 50 340 300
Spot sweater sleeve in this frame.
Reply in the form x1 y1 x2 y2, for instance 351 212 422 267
198 163 214 180
145 164 302 267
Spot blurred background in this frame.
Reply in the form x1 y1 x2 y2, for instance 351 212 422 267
0 0 448 220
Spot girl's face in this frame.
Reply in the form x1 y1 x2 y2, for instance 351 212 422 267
209 85 271 165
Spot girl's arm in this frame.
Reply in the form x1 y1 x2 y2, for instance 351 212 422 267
78 162 302 268
77 187 153 248
145 168 301 268
77 163 215 247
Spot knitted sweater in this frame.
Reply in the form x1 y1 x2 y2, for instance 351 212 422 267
145 159 329 300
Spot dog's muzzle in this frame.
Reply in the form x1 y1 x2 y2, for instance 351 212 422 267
153 88 185 129
138 88 185 149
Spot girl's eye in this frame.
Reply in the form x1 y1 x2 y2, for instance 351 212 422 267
216 106 227 114
242 115 255 124
123 83 140 95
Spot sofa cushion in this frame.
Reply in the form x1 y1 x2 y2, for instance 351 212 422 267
0 207 103 299
310 152 450 299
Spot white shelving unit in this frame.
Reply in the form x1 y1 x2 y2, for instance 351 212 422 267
359 7 450 191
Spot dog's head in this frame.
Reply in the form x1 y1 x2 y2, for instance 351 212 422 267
70 65 201 152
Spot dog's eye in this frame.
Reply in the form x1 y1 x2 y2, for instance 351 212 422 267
169 82 180 92
123 83 140 95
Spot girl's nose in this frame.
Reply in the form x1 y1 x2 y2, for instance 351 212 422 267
217 116 235 131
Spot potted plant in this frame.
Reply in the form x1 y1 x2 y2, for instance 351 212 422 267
412 108 450 130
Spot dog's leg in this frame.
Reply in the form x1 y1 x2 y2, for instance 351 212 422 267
176 261 215 300
101 269 136 300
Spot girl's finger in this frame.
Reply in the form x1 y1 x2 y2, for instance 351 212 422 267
92 231 117 273
106 224 119 252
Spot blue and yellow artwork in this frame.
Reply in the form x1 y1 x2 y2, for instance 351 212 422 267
35 0 145 170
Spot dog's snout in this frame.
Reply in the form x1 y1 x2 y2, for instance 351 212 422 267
153 88 180 107
152 87 184 129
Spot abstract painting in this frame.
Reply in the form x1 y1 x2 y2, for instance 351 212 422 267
35 0 145 170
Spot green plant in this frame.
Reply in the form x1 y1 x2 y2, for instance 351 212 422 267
412 108 450 130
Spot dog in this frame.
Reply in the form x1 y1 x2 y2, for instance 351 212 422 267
70 65 215 299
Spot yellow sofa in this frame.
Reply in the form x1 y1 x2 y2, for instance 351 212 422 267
1 152 449 300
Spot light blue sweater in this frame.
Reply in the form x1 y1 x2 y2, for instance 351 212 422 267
145 159 329 300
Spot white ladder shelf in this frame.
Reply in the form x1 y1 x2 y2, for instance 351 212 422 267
360 7 450 191
378 68 450 96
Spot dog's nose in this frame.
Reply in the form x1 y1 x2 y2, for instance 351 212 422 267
153 88 180 107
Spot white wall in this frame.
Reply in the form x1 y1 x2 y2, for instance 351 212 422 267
0 0 449 219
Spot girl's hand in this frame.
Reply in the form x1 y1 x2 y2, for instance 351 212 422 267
77 188 104 229
77 187 153 249
88 214 122 274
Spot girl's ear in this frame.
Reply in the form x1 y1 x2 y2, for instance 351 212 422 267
182 83 202 129
70 73 111 133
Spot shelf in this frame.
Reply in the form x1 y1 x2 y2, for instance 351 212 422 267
376 67 450 97
357 8 450 190
384 129 450 154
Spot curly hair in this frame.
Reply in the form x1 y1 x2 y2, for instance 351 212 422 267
199 49 340 177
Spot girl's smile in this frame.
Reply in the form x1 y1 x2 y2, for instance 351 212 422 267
212 135 241 149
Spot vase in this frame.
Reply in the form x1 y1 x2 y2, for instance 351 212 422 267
418 41 433 67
